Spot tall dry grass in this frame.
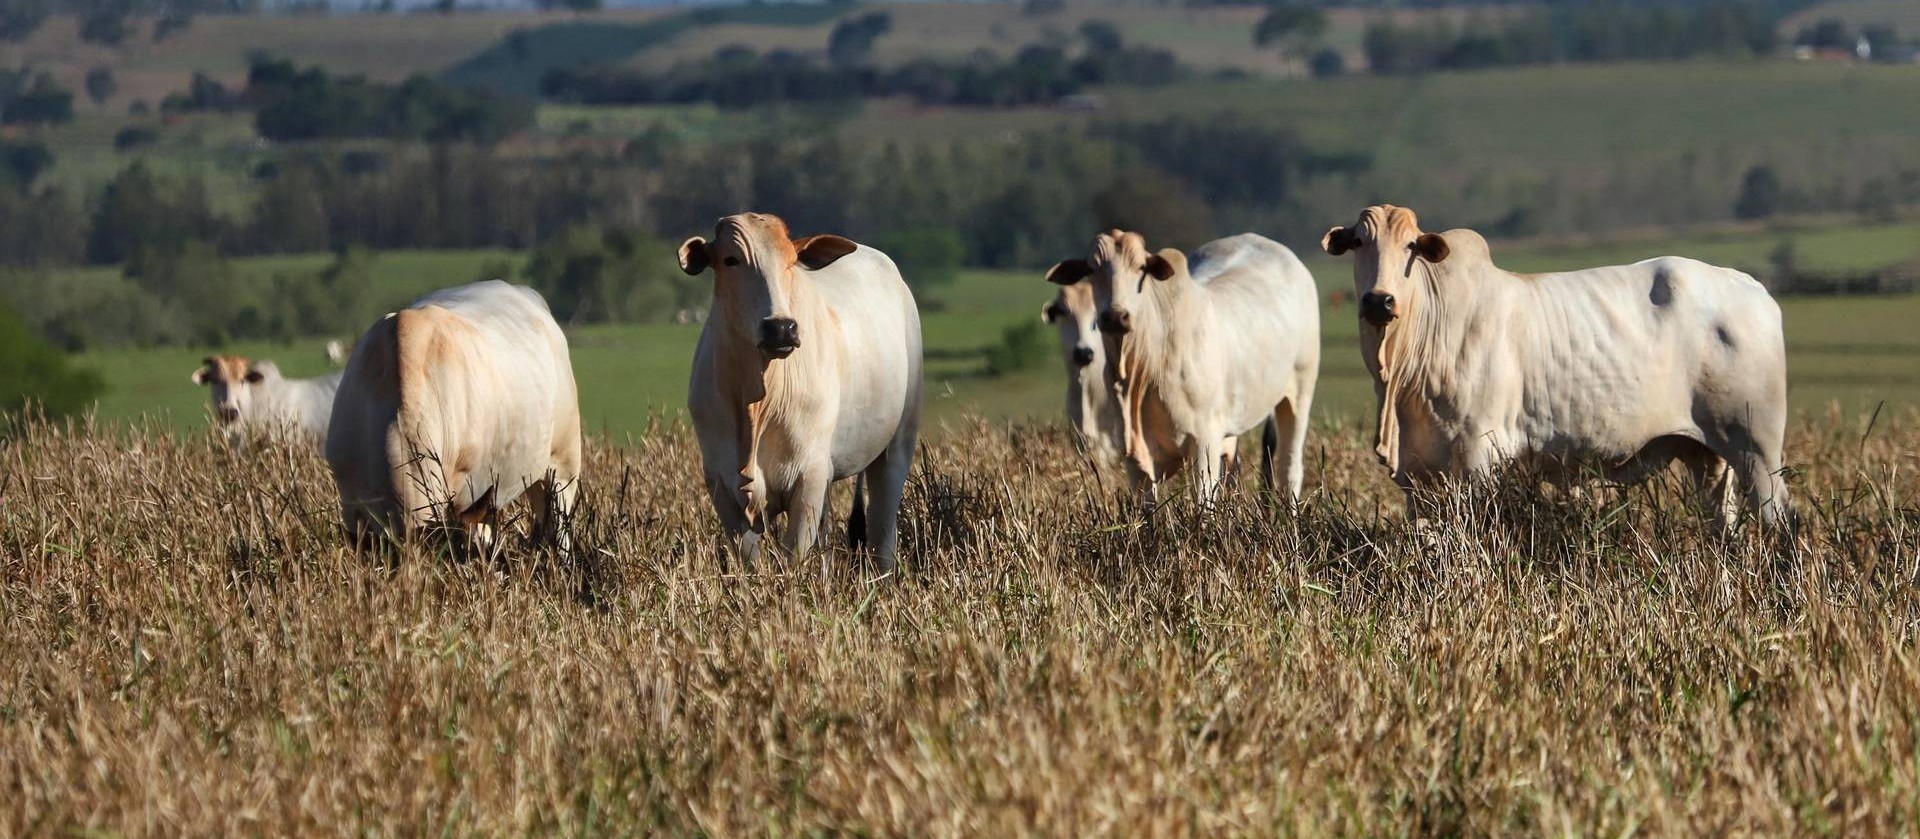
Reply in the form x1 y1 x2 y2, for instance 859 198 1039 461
2 408 1918 836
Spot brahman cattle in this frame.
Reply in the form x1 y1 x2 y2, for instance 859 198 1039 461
1322 204 1790 526
191 354 342 451
681 212 922 572
1047 231 1320 503
325 281 583 555
1042 280 1123 468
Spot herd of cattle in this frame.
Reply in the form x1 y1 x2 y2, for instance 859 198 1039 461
189 204 1793 568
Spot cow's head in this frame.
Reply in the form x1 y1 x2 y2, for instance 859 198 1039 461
1042 280 1102 371
678 212 858 361
191 355 280 428
1322 204 1450 328
1045 230 1184 344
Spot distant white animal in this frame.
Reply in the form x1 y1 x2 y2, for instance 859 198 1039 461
325 281 583 555
1046 230 1320 503
1042 280 1123 467
681 212 922 572
191 354 342 451
325 339 349 366
1321 204 1790 525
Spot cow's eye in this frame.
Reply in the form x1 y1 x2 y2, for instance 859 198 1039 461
723 256 740 267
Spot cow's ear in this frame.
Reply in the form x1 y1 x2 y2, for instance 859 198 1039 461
793 234 858 270
1144 248 1185 281
1041 299 1062 324
191 358 214 385
1044 259 1092 286
1414 232 1451 263
678 236 711 275
1322 226 1358 256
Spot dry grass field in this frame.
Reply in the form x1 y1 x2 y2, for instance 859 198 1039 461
5 406 1920 836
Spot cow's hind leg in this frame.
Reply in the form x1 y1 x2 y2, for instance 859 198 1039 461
862 432 915 575
527 471 581 560
1677 442 1738 531
1703 419 1791 528
1270 386 1313 504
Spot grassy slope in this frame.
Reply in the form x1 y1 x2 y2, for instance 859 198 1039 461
848 59 1920 170
76 217 1920 438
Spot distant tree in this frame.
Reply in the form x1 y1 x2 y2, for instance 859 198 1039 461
870 228 963 291
827 12 891 68
1254 4 1327 61
126 240 251 344
1079 19 1124 53
1309 48 1344 77
0 297 103 430
0 0 50 43
1767 238 1796 285
1734 165 1782 220
77 1 134 46
248 164 330 253
984 320 1049 376
84 65 116 106
0 139 51 189
1090 167 1213 252
1794 18 1851 50
152 9 191 42
112 125 158 150
87 163 224 265
1 72 73 126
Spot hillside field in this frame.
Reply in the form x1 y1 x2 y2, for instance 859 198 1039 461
73 216 1920 440
8 396 1920 835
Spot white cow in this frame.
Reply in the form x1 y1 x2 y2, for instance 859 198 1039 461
191 353 342 451
1042 280 1123 468
1046 230 1320 502
325 281 583 555
681 212 922 572
1321 204 1790 525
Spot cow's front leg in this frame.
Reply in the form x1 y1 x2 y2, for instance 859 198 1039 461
783 463 833 577
1189 434 1226 506
705 472 761 570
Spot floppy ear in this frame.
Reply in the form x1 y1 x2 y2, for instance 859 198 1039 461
1044 259 1092 286
191 357 214 385
678 236 710 275
1413 232 1451 263
1321 226 1358 256
1144 248 1185 281
245 361 275 384
1041 299 1062 324
793 234 859 270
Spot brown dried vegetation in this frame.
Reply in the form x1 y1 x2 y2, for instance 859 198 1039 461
3 410 1919 836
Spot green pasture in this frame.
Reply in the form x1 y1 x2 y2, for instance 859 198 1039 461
71 216 1920 440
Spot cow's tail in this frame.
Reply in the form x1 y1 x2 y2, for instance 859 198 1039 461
384 309 449 539
847 473 868 553
1260 418 1278 488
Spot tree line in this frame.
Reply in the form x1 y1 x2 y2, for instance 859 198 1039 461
542 17 1186 110
1359 2 1780 74
6 100 1920 352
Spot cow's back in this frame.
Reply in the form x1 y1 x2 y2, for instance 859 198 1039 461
1479 256 1784 460
327 281 579 535
1176 234 1320 429
810 246 923 478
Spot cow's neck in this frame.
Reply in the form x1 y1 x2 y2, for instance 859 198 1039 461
1374 260 1493 473
1111 276 1196 476
716 280 839 522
